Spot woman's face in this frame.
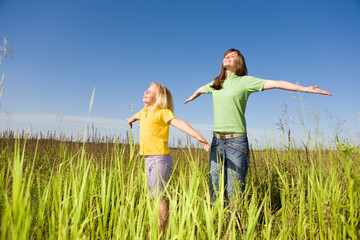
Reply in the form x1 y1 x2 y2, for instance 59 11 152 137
223 51 239 70
143 84 157 106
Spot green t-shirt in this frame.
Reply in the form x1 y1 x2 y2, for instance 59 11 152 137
203 75 265 133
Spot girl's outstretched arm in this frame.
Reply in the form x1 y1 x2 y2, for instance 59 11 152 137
168 118 210 152
263 80 332 96
183 86 206 104
126 113 139 129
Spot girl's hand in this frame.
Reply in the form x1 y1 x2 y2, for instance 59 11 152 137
197 136 210 152
126 119 133 129
168 118 210 151
126 114 139 129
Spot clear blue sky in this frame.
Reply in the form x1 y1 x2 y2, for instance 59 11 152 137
1 0 359 147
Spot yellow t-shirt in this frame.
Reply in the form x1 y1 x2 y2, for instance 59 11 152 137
138 107 175 155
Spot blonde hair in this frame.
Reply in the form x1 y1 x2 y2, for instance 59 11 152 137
148 82 174 113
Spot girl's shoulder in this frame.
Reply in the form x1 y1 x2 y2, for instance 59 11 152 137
157 108 175 118
159 108 172 112
156 108 174 114
137 107 148 117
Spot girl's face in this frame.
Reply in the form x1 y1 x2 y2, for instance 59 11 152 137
223 52 239 70
143 84 158 106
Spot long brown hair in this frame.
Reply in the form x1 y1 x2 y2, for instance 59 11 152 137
210 49 248 90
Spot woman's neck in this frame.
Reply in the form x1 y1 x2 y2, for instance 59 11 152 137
226 69 236 76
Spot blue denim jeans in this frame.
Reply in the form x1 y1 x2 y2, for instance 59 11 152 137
209 134 249 203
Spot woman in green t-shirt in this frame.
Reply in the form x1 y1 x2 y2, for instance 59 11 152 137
184 48 331 205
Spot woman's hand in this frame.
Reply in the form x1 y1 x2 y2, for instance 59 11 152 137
306 85 332 96
183 95 196 104
263 80 332 96
183 86 205 104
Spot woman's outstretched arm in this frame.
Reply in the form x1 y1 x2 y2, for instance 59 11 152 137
183 86 206 104
263 80 332 96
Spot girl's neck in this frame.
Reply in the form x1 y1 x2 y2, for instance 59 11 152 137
146 104 155 110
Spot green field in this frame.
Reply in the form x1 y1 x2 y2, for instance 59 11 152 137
0 130 359 240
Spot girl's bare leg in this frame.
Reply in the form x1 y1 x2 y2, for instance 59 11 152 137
158 199 169 235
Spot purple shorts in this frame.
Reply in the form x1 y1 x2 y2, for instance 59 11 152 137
145 154 173 197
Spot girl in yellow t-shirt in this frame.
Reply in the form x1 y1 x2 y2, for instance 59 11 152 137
126 82 210 233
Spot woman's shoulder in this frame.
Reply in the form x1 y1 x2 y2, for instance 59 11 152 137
238 75 265 82
237 75 255 79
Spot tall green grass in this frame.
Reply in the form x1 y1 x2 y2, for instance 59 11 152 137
0 132 359 239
